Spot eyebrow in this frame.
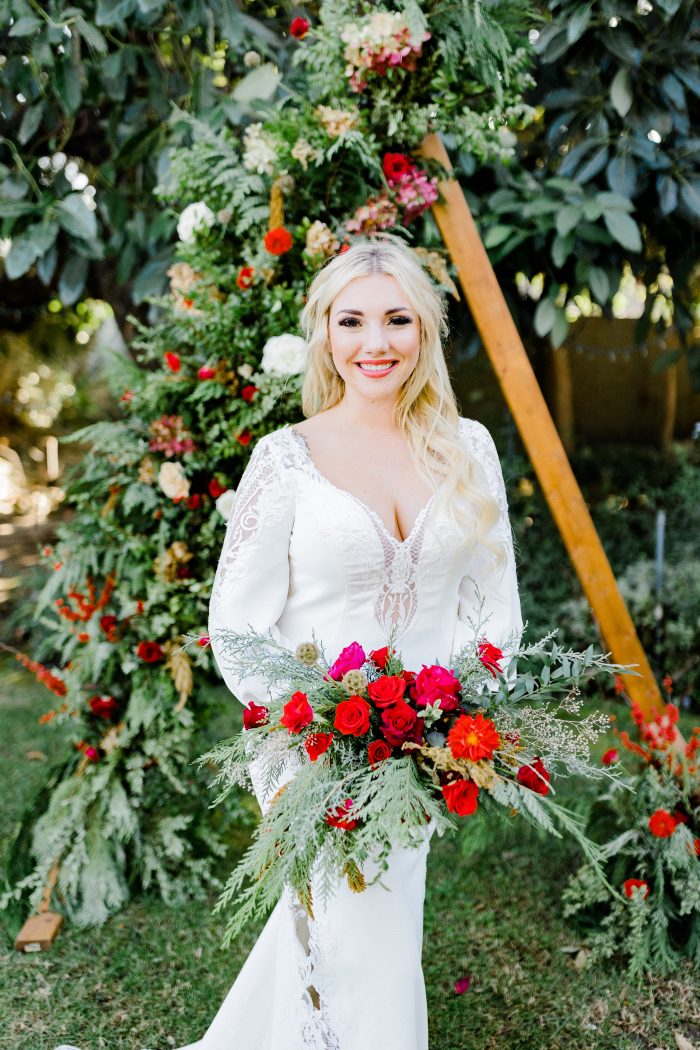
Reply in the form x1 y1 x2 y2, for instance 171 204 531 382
333 306 413 316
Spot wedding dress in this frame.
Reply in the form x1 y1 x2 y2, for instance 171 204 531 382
178 417 522 1050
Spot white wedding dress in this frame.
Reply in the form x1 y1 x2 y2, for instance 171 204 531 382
179 418 523 1050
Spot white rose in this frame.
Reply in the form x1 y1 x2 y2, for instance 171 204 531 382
158 461 190 501
177 201 215 244
216 489 236 521
260 334 308 376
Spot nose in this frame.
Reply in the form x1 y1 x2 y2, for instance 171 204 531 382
362 319 389 354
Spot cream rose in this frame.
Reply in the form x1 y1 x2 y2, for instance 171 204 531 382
216 489 236 521
260 334 308 376
176 201 215 244
158 461 190 500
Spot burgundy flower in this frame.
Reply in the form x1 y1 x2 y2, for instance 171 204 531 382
516 757 551 796
136 640 164 663
380 701 420 747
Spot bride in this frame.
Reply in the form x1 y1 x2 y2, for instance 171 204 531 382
181 236 523 1050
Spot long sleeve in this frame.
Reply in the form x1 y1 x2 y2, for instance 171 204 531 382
450 421 523 665
208 434 296 706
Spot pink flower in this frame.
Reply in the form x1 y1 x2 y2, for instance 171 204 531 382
413 664 461 711
328 642 366 680
454 975 471 995
197 365 216 380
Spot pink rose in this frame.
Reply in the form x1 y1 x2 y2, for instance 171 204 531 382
413 664 461 711
328 641 366 680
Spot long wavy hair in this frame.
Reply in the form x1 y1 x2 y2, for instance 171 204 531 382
299 236 505 567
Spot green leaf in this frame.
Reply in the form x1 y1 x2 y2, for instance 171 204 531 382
679 179 700 220
551 232 574 268
595 191 634 212
550 309 570 349
588 266 610 304
8 16 42 36
534 297 557 338
58 253 89 305
55 55 82 114
556 204 581 238
5 236 40 279
95 0 137 26
57 194 98 240
610 68 633 117
37 243 58 285
24 219 59 254
0 200 37 218
483 224 513 248
603 209 642 252
676 67 700 100
657 175 678 215
566 3 592 44
18 101 44 145
605 152 637 198
661 74 686 112
232 63 280 103
74 16 108 53
577 146 609 184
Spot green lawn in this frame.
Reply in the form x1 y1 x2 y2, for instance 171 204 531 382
1 660 699 1050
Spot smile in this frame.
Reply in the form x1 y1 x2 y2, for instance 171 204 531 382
355 361 398 377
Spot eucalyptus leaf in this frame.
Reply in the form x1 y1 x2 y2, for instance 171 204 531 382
679 179 700 220
606 153 637 198
37 243 58 285
58 253 89 305
577 146 609 184
550 309 570 349
566 4 592 44
610 68 633 117
603 209 642 252
556 204 581 238
588 266 610 304
18 101 44 145
4 236 40 279
534 296 557 338
657 175 678 215
57 194 98 240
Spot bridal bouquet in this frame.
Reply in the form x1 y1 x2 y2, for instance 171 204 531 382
194 622 626 944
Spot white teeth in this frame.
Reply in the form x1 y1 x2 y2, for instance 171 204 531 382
357 362 396 371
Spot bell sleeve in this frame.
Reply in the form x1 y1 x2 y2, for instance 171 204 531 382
450 420 524 669
208 433 296 707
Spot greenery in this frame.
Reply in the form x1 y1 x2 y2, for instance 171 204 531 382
3 658 700 1048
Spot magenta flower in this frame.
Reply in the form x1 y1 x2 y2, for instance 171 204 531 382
328 641 367 680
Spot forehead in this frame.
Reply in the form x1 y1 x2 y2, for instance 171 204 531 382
331 273 412 311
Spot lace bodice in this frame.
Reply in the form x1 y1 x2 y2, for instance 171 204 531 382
209 417 522 708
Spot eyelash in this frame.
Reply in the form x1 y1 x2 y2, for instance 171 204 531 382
338 316 412 328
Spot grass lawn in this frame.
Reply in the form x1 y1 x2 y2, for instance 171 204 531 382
1 658 699 1050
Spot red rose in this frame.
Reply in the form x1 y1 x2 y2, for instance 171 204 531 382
648 809 677 838
237 429 252 446
335 696 371 736
197 365 216 380
477 639 504 676
289 16 310 39
241 384 258 403
88 695 119 720
325 798 358 830
280 691 313 733
401 669 416 687
442 778 479 817
197 635 210 647
208 478 226 498
413 664 461 711
623 878 650 900
601 747 619 765
99 614 117 635
448 713 501 762
328 641 366 680
380 700 418 747
368 739 392 767
136 640 164 663
382 152 413 184
186 493 201 510
367 674 406 709
264 226 293 255
243 702 269 729
84 745 100 762
304 731 333 761
237 266 255 289
516 757 551 795
369 646 392 670
164 351 181 372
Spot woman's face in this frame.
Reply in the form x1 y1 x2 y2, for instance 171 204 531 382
328 274 420 402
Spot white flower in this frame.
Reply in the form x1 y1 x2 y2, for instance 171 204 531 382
216 489 236 521
242 122 278 176
243 50 261 68
305 220 340 258
237 362 254 379
177 201 215 244
260 334 308 376
158 461 190 501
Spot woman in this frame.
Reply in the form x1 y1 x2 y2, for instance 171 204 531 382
184 237 523 1050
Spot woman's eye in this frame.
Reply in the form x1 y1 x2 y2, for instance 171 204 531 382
338 317 360 327
389 315 412 325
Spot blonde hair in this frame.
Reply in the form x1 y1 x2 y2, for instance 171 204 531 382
299 236 505 567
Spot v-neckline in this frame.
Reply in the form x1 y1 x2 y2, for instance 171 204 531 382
287 426 436 548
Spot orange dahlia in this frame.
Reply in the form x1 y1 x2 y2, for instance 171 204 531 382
447 713 501 762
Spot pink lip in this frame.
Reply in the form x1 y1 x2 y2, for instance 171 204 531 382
355 360 397 377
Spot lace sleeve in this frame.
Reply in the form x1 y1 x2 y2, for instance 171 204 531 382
208 433 296 706
450 418 524 663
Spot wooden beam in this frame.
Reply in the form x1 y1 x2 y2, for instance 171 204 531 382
422 132 664 719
